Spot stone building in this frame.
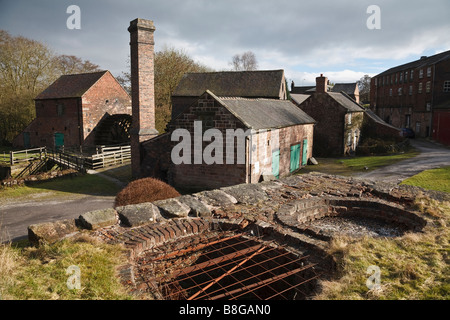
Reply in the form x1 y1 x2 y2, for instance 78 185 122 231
13 70 132 149
128 18 315 189
292 75 365 156
370 50 450 145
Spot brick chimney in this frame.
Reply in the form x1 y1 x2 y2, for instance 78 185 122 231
128 18 159 178
316 74 328 93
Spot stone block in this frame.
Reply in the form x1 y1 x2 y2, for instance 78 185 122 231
28 219 79 246
221 183 268 205
78 208 118 230
153 198 191 218
195 189 238 208
177 195 212 217
116 202 164 227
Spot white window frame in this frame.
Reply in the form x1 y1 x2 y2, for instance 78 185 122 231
444 81 450 92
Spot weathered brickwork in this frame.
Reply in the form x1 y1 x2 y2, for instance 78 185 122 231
13 71 131 149
370 52 450 143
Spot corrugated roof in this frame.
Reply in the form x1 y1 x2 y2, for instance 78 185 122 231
328 92 364 112
212 93 316 130
35 71 109 100
173 70 285 98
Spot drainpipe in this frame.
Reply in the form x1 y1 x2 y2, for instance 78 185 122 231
77 98 83 146
246 134 251 184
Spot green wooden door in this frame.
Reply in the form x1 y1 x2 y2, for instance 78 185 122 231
302 139 308 166
272 150 280 179
23 132 31 149
54 133 64 150
290 144 300 172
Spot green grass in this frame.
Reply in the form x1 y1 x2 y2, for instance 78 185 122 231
401 166 450 193
0 173 121 202
316 196 450 300
0 236 133 300
338 150 420 172
299 149 420 176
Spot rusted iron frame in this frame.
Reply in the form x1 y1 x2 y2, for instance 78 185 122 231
193 251 307 300
248 246 310 297
188 245 267 300
264 272 323 300
162 245 283 299
216 264 317 300
155 236 265 282
149 233 244 262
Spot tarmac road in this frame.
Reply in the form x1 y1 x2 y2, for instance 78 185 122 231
0 194 115 242
355 139 450 183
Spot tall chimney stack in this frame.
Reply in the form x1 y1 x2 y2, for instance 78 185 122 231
316 74 328 93
128 18 158 178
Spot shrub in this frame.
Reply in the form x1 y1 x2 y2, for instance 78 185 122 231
114 177 180 207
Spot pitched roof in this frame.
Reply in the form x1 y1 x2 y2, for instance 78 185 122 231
375 49 450 77
328 92 364 112
35 71 109 100
208 91 315 130
172 70 285 98
331 83 358 95
290 94 310 105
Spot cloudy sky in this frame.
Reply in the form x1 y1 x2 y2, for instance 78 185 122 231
1 0 450 86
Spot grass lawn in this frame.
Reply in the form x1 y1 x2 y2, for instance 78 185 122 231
401 166 450 193
299 149 420 176
0 173 121 203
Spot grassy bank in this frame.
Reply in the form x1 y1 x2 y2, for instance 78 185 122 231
0 236 132 300
401 166 450 193
316 195 449 300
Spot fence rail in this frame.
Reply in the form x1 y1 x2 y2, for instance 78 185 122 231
1 145 131 171
86 145 131 170
5 147 47 165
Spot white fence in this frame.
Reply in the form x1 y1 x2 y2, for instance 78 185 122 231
87 145 131 170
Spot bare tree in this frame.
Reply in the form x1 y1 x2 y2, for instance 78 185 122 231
0 30 101 144
230 51 258 71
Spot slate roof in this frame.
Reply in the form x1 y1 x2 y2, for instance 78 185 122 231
208 91 316 130
35 71 109 100
331 83 358 95
328 92 365 113
375 49 450 77
290 94 310 105
173 70 285 98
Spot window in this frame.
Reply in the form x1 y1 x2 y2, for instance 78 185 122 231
427 67 432 77
426 81 431 93
426 103 431 111
444 81 450 92
419 69 424 78
409 85 413 95
398 88 403 96
400 73 403 83
56 104 65 116
418 83 423 93
405 71 408 82
395 73 398 84
410 69 414 80
389 88 393 96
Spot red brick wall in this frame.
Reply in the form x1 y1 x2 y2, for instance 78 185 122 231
81 72 131 146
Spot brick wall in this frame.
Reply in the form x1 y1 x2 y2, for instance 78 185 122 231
81 72 131 146
297 93 347 156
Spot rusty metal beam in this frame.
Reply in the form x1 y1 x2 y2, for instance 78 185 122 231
208 264 316 300
188 245 267 300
